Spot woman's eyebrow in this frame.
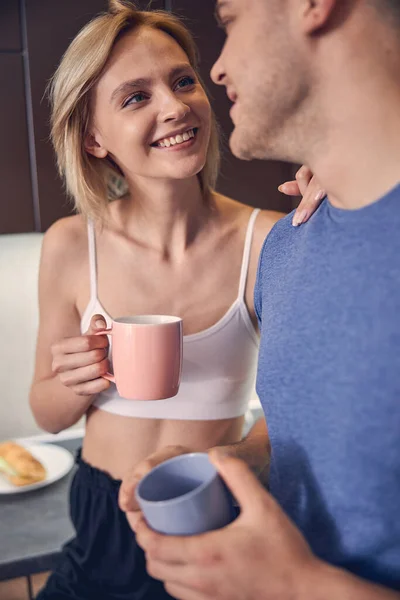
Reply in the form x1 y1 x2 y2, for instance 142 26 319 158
110 64 194 104
110 78 150 104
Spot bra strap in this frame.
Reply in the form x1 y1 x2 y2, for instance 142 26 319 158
238 208 261 300
87 219 98 300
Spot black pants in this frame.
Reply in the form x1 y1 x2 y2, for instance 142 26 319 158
36 451 175 600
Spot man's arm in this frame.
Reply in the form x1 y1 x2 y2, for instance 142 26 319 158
129 454 399 600
217 415 270 482
307 561 400 600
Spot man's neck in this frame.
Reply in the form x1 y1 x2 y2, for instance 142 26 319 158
303 21 400 209
308 89 400 210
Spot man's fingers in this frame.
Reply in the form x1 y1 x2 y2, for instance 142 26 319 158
147 559 205 590
164 582 206 600
120 445 191 512
125 508 143 532
208 451 272 515
119 470 142 512
135 516 208 565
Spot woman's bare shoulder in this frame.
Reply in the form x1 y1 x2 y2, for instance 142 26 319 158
40 214 88 278
214 193 285 237
42 214 86 252
252 209 285 251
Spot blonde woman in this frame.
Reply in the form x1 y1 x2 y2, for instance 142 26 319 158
30 1 321 598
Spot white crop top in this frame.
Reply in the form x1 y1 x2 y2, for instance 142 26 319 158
81 209 260 420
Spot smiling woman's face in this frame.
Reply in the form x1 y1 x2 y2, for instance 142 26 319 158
86 26 212 185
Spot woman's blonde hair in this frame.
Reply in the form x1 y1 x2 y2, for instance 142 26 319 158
48 0 220 221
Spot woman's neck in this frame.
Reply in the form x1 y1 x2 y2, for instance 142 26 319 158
112 175 215 260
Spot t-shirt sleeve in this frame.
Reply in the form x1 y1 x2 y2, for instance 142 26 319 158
254 236 269 326
254 212 293 327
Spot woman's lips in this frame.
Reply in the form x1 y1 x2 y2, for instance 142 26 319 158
153 128 199 151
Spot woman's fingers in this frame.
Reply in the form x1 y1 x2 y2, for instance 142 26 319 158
278 181 300 196
86 314 108 335
279 166 326 227
52 347 108 373
278 165 313 197
69 377 111 396
51 333 108 356
295 165 314 196
292 177 326 226
58 358 110 388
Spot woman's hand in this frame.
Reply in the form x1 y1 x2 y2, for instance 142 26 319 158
50 314 110 396
279 165 326 227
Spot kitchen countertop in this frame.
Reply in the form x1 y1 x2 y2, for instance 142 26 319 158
0 438 80 581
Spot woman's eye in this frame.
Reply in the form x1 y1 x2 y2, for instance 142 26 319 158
175 76 196 90
124 92 147 107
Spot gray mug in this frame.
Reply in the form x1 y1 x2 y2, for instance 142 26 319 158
135 452 237 535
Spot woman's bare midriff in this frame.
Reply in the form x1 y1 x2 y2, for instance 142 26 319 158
82 405 245 480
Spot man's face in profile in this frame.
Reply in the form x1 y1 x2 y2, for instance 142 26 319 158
211 0 311 163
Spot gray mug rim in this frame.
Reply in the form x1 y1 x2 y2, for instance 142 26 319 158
135 452 218 508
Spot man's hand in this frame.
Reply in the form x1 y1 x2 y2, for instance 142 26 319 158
130 451 318 600
119 418 270 533
119 443 249 531
119 444 194 531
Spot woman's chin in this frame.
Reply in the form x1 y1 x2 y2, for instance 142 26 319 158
159 158 207 182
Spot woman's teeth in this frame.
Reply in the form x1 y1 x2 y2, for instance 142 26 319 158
156 128 196 148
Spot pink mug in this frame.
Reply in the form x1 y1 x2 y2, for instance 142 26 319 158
95 315 183 401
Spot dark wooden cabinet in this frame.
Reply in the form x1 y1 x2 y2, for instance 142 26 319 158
0 54 34 233
0 0 22 51
25 0 110 231
0 0 296 234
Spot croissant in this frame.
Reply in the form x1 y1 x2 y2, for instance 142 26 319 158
0 441 46 486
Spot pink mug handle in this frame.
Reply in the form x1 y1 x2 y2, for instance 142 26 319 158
93 328 115 384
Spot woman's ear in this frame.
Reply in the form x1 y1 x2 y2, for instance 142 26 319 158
300 0 338 34
84 132 108 158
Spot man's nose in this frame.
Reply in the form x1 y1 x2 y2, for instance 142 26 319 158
210 53 225 86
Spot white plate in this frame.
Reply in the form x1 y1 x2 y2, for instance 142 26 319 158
0 443 74 495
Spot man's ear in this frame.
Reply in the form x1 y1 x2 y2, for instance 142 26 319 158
84 132 108 159
300 0 338 34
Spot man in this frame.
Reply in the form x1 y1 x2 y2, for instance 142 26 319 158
119 0 400 597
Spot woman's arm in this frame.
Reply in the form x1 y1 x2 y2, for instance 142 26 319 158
29 219 109 433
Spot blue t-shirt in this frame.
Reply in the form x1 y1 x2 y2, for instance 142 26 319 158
254 185 400 589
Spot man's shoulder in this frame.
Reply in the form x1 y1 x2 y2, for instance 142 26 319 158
266 209 296 239
258 210 300 265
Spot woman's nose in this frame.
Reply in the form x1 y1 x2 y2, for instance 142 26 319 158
158 93 190 122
